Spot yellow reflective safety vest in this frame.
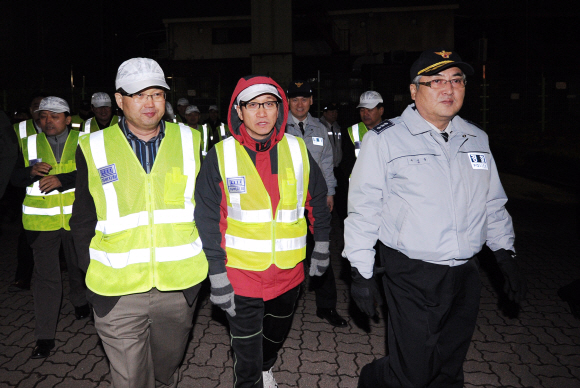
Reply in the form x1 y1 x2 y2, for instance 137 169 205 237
81 115 119 134
70 115 84 130
215 134 310 271
21 130 79 231
347 122 368 159
13 119 39 150
78 122 207 296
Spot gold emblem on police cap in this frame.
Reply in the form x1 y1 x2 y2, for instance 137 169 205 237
295 82 303 88
434 51 452 58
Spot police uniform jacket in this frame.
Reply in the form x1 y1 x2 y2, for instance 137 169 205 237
343 104 515 279
286 113 337 196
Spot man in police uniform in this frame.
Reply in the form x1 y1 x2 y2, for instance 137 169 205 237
341 91 384 179
285 80 346 327
70 58 207 388
344 48 527 387
11 97 88 359
81 92 119 134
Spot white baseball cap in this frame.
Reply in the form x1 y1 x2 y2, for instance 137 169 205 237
91 92 112 108
185 105 200 114
236 84 281 105
115 58 170 94
357 91 383 109
208 105 218 112
177 98 189 106
35 97 70 114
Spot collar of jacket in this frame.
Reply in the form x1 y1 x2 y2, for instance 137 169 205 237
403 103 477 138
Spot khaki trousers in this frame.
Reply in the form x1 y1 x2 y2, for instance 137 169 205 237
94 287 199 388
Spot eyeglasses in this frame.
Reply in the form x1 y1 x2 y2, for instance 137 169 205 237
418 78 466 89
240 101 279 111
121 91 166 102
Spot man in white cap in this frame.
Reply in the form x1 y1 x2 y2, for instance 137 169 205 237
175 97 189 123
10 96 88 359
195 75 331 388
203 104 230 149
70 57 207 388
341 91 386 179
81 92 119 134
184 105 211 158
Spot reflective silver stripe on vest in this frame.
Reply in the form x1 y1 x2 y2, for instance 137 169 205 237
225 235 306 253
72 122 81 128
352 123 361 158
90 247 150 268
278 134 305 222
19 121 28 139
27 183 74 197
220 123 226 138
83 118 92 134
22 204 72 216
28 134 38 160
155 237 203 262
202 124 208 156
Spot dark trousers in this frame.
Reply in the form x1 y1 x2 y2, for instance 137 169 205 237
227 285 300 388
29 229 87 340
359 244 481 388
14 226 34 283
305 231 337 309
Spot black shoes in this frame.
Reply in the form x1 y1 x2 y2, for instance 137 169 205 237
31 339 55 359
316 308 348 327
74 304 91 320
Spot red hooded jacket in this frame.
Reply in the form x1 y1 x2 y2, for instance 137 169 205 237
194 75 331 300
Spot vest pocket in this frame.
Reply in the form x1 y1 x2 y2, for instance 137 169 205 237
164 168 188 204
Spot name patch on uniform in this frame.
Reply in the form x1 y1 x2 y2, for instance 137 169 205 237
227 176 247 194
468 153 488 170
98 164 119 185
312 137 323 146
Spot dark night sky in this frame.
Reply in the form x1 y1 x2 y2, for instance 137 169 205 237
1 0 578 105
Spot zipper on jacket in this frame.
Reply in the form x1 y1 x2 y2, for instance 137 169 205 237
147 175 155 284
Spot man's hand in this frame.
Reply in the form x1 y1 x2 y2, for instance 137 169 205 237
209 272 236 317
309 241 330 277
494 249 527 303
30 162 52 177
351 267 383 317
326 195 334 212
39 175 62 194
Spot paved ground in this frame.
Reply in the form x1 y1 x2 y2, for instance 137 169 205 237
0 173 579 388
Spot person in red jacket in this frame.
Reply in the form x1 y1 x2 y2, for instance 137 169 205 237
194 75 331 388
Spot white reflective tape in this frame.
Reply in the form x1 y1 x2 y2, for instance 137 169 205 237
220 123 226 137
90 131 121 222
153 209 192 224
156 237 203 262
178 124 195 223
286 134 304 210
83 118 92 134
227 206 271 223
275 236 307 251
19 121 27 139
276 207 305 223
89 248 150 269
63 205 73 215
28 134 38 161
95 211 149 234
23 205 62 216
226 234 272 252
223 137 242 208
202 124 208 152
71 123 81 128
27 182 75 197
352 123 360 142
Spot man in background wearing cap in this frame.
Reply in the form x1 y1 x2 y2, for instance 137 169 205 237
341 91 385 180
70 99 93 130
175 97 189 123
286 80 346 328
81 92 119 134
204 104 230 149
184 105 210 158
70 57 207 388
195 75 331 387
344 48 527 387
11 96 88 359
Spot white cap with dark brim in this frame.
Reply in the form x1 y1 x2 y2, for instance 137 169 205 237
115 57 170 94
35 97 70 114
177 98 189 106
357 91 383 109
185 105 200 114
91 92 112 108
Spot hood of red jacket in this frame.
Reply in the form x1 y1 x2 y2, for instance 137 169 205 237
227 75 288 149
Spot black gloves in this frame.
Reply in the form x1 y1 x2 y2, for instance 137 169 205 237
494 249 527 303
351 267 383 317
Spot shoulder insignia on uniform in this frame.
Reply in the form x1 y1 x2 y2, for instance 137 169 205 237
371 119 395 134
464 119 483 130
